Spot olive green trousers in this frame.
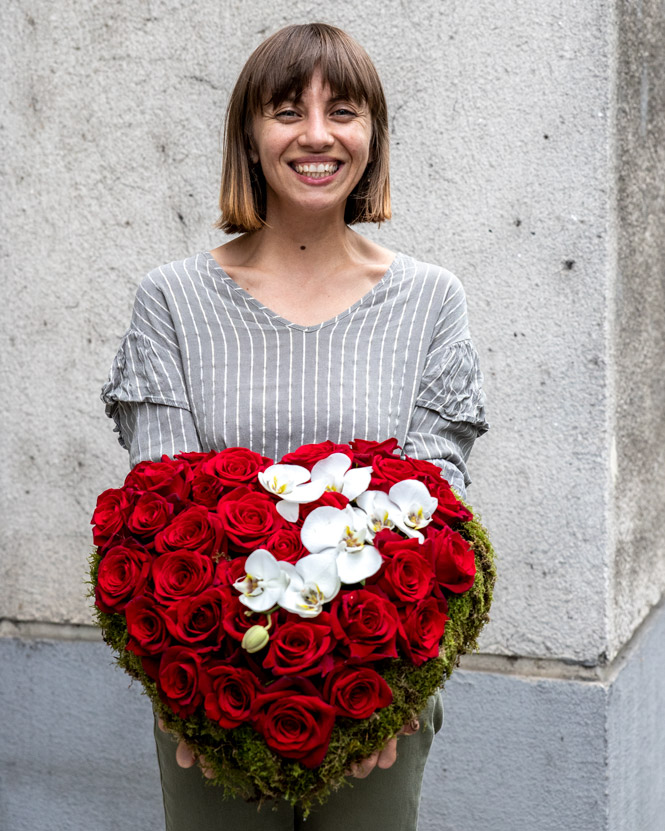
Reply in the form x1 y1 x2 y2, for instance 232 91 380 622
153 692 444 831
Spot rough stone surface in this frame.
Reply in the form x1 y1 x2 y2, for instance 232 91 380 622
0 637 163 831
2 0 664 658
3 599 664 830
607 598 665 831
610 0 665 658
421 598 665 831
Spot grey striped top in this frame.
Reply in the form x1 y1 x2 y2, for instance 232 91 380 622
101 251 488 497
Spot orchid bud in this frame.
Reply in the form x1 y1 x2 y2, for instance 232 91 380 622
241 624 271 653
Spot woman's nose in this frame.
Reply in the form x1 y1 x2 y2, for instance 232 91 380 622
298 111 333 149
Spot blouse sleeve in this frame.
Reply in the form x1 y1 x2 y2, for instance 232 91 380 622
403 338 489 499
100 289 203 469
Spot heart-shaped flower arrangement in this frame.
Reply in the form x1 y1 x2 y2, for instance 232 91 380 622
89 438 495 813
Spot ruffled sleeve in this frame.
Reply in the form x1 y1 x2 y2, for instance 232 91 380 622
403 339 488 497
100 326 202 468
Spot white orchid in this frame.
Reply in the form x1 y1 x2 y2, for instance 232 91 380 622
354 490 397 539
232 549 289 612
388 480 438 542
257 463 326 522
301 505 382 584
309 453 372 501
279 552 341 618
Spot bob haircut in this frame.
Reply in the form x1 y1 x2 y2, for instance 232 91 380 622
215 23 391 234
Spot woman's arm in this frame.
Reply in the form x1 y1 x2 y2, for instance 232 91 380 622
403 338 489 498
101 274 203 467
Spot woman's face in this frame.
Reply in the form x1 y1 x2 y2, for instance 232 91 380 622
250 68 372 221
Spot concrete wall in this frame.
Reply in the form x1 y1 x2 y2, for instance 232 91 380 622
2 1 664 829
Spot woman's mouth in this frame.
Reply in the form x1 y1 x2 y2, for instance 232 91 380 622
291 161 341 180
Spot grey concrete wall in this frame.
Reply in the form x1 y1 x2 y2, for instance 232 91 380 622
2 1 665 830
3 0 641 662
4 598 665 831
610 0 665 657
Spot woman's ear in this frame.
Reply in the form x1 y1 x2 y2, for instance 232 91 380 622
248 146 259 165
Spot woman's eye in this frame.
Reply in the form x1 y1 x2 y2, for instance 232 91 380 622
275 108 299 119
332 107 356 117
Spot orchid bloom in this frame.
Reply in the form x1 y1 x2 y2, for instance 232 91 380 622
279 552 341 618
301 505 382 584
309 453 372 501
233 549 289 612
388 480 438 542
354 490 397 539
257 464 326 522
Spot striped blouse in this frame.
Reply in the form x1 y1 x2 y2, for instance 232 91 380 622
101 251 488 497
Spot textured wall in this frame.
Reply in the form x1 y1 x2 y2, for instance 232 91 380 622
610 0 665 657
3 0 644 664
4 600 664 830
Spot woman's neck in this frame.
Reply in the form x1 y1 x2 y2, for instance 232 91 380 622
243 204 361 281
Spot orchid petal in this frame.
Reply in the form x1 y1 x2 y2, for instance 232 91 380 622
336 545 383 584
296 551 340 598
280 480 327 504
279 552 341 618
341 466 372 500
389 479 438 515
310 452 352 484
301 506 348 553
276 499 300 522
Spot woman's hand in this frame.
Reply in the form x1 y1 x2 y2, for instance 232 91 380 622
158 717 216 779
347 718 420 779
159 715 420 780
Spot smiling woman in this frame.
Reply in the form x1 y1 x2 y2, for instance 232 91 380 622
101 20 488 831
218 22 390 233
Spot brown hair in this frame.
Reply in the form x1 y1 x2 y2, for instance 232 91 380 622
214 23 391 234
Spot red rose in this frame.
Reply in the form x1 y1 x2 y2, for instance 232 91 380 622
217 488 285 553
251 677 336 768
124 458 192 500
164 587 226 651
265 526 308 564
215 557 248 590
402 456 453 485
154 505 226 558
348 438 400 467
174 449 217 471
279 441 352 469
125 595 172 655
95 542 151 613
201 663 261 728
222 594 273 643
263 613 335 677
191 471 227 509
126 492 174 539
429 526 476 593
400 597 449 665
323 665 393 718
368 536 436 603
202 447 272 488
151 550 215 603
428 479 473 527
330 588 402 661
157 646 203 718
91 487 132 546
369 456 426 490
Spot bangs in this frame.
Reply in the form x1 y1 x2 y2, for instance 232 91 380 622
245 23 383 114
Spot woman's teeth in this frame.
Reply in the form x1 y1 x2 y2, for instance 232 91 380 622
293 162 339 178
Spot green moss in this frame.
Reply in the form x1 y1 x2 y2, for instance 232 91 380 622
88 505 496 815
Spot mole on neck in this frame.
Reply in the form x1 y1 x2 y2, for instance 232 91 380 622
300 246 306 250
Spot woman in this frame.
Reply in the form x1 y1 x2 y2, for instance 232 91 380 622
101 22 488 831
